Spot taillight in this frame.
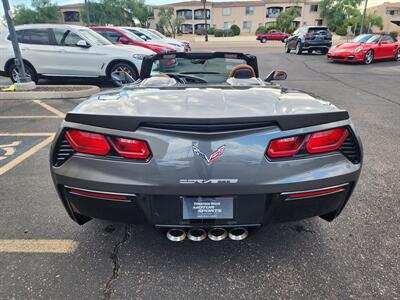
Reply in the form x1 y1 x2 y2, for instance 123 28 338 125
111 137 150 159
267 136 305 158
304 33 313 39
306 128 349 154
266 127 349 159
65 130 110 155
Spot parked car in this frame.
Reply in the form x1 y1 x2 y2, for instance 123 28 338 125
328 34 400 64
256 30 290 43
0 24 155 83
91 26 175 54
285 26 332 55
122 27 191 52
50 52 362 242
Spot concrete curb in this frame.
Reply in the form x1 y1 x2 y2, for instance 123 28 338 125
0 85 100 100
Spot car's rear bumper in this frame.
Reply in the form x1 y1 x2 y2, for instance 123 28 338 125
302 41 332 50
52 175 359 227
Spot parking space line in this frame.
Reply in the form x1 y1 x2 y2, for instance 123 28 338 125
32 99 66 118
0 240 77 253
0 133 55 176
0 133 54 136
0 116 62 119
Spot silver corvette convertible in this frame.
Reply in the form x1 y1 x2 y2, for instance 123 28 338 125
50 52 362 242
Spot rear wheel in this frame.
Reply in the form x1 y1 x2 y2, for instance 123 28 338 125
285 42 291 53
308 50 313 54
109 62 138 86
364 50 374 65
394 48 400 61
295 42 303 55
260 37 267 43
321 49 328 55
8 62 38 84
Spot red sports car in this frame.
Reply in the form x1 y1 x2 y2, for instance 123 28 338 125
327 34 400 64
91 26 175 54
256 30 290 43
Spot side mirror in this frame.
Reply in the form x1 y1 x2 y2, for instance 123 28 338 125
265 70 287 82
119 37 130 44
76 40 90 48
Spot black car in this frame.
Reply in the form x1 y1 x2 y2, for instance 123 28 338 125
285 26 332 55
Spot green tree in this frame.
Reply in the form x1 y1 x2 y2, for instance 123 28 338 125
276 7 300 32
14 0 59 25
319 0 362 31
157 8 184 38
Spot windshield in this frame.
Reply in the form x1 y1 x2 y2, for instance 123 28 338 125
140 29 162 40
352 34 374 43
151 56 248 84
366 35 381 44
78 29 111 46
119 28 145 43
148 29 166 39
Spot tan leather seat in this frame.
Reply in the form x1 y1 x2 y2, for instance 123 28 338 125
229 64 256 79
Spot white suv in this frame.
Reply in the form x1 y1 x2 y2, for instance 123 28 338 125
0 24 155 83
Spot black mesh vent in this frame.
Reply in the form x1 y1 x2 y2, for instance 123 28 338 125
53 137 75 167
340 133 361 164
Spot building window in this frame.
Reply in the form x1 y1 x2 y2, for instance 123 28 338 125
266 7 283 18
180 24 193 34
176 9 193 20
222 8 231 16
315 19 323 26
194 9 210 20
243 21 252 29
387 9 399 16
310 5 318 12
224 22 233 29
246 6 254 15
63 11 80 22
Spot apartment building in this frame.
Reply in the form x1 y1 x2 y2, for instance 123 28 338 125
367 2 400 33
153 0 325 34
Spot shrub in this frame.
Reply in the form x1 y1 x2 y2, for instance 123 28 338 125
287 26 297 34
208 26 216 35
177 32 183 36
230 24 240 36
256 26 267 34
164 31 172 37
335 26 347 36
389 31 398 39
214 29 224 37
266 23 278 33
224 29 235 37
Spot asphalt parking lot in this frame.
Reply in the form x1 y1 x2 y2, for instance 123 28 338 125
0 46 399 299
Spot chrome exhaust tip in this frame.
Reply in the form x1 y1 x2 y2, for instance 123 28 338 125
187 228 207 242
166 228 186 242
208 228 228 241
228 227 249 241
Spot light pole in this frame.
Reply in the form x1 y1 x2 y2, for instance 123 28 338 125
85 0 91 26
201 0 208 42
1 0 32 85
360 0 368 34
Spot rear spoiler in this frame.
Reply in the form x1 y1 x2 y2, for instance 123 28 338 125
65 111 349 131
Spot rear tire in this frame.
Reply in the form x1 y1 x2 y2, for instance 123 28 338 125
394 48 400 61
308 50 313 54
8 62 38 84
285 42 291 53
260 37 267 43
295 42 303 55
321 49 328 55
364 50 374 65
108 62 138 86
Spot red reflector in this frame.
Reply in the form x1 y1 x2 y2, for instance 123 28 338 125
69 189 128 200
111 137 150 159
306 128 349 154
267 135 305 158
287 186 345 199
65 130 110 155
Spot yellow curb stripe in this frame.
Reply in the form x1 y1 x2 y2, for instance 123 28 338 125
0 133 54 136
0 240 77 253
0 116 62 119
32 99 66 118
0 134 55 176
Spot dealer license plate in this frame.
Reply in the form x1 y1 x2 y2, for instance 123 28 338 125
182 196 234 220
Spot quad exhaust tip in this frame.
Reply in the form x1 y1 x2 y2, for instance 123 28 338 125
187 228 207 242
228 227 249 241
166 228 186 242
208 228 228 241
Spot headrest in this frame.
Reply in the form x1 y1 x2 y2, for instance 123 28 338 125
229 64 256 79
